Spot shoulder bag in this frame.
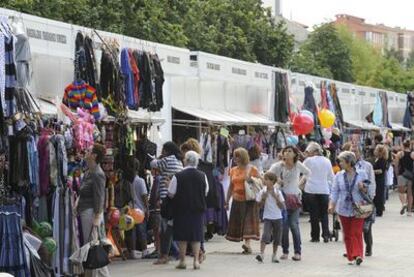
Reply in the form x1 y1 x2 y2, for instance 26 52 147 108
244 166 262 201
345 173 374 219
279 164 302 211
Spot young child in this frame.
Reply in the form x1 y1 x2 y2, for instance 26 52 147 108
255 172 285 263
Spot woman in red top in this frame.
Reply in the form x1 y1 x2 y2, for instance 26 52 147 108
225 148 260 254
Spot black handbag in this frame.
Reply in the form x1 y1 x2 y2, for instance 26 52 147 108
83 227 110 270
402 169 413 180
160 197 173 220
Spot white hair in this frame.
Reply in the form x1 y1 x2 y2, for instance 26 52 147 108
338 151 357 166
306 142 323 155
184 150 200 167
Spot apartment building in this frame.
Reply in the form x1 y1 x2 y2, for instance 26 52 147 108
334 14 414 59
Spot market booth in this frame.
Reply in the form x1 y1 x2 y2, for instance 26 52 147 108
0 7 193 276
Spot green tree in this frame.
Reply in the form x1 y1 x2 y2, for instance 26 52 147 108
290 23 353 82
1 0 294 67
406 50 414 69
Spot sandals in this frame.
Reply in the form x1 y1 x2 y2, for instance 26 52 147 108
153 257 169 265
175 262 187 270
242 244 252 254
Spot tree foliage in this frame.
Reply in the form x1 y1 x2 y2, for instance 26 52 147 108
290 23 353 82
1 0 294 67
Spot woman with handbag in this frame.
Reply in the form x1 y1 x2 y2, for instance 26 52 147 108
328 151 374 266
373 145 388 217
225 147 260 254
395 140 414 216
269 146 310 261
77 143 110 276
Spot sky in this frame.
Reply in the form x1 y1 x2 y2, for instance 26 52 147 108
262 0 414 30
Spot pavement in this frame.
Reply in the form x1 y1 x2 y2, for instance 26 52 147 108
109 192 414 277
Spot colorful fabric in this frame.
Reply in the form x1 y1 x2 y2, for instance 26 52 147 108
225 200 260 242
62 80 100 120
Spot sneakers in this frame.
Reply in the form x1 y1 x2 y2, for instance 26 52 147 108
407 212 413 217
355 257 363 266
272 254 279 263
255 254 264 263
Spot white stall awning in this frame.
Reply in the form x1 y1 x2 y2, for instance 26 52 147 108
37 98 58 115
173 106 284 126
128 109 165 124
345 120 380 130
390 122 411 132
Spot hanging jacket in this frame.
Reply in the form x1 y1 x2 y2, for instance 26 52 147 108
150 54 164 111
121 48 135 110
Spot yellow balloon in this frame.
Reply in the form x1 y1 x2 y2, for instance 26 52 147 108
318 109 336 128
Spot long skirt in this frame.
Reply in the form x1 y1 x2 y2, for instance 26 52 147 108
225 200 260 242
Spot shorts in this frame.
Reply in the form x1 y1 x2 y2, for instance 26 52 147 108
261 219 282 245
398 175 412 187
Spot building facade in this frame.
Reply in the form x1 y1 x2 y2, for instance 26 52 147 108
334 14 414 59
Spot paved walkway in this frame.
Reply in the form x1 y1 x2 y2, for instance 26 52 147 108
109 192 414 277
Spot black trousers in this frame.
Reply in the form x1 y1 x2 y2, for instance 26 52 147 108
307 193 330 240
364 221 373 253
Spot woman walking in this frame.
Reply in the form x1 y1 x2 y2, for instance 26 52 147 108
269 146 310 261
328 151 374 266
169 151 209 270
373 145 388 217
150 142 184 264
77 143 110 277
225 148 260 254
303 142 334 243
395 140 413 216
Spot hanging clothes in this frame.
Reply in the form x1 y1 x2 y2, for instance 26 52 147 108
149 54 164 112
199 132 212 163
5 32 17 118
329 83 344 129
15 31 31 89
273 72 290 123
373 93 383 126
121 48 135 110
303 85 321 141
0 203 30 277
62 80 100 120
403 93 413 129
128 49 140 110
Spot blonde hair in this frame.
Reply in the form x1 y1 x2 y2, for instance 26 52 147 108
234 147 250 166
375 144 389 160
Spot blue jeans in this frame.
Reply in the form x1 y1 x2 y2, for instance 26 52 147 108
282 208 302 255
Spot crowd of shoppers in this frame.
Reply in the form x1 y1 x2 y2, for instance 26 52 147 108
77 132 413 271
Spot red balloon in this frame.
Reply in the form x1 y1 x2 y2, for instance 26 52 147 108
293 114 314 135
108 208 120 226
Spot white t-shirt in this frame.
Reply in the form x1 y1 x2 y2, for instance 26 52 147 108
256 187 285 220
303 156 334 194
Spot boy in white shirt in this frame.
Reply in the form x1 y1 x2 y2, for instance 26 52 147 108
256 172 285 263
